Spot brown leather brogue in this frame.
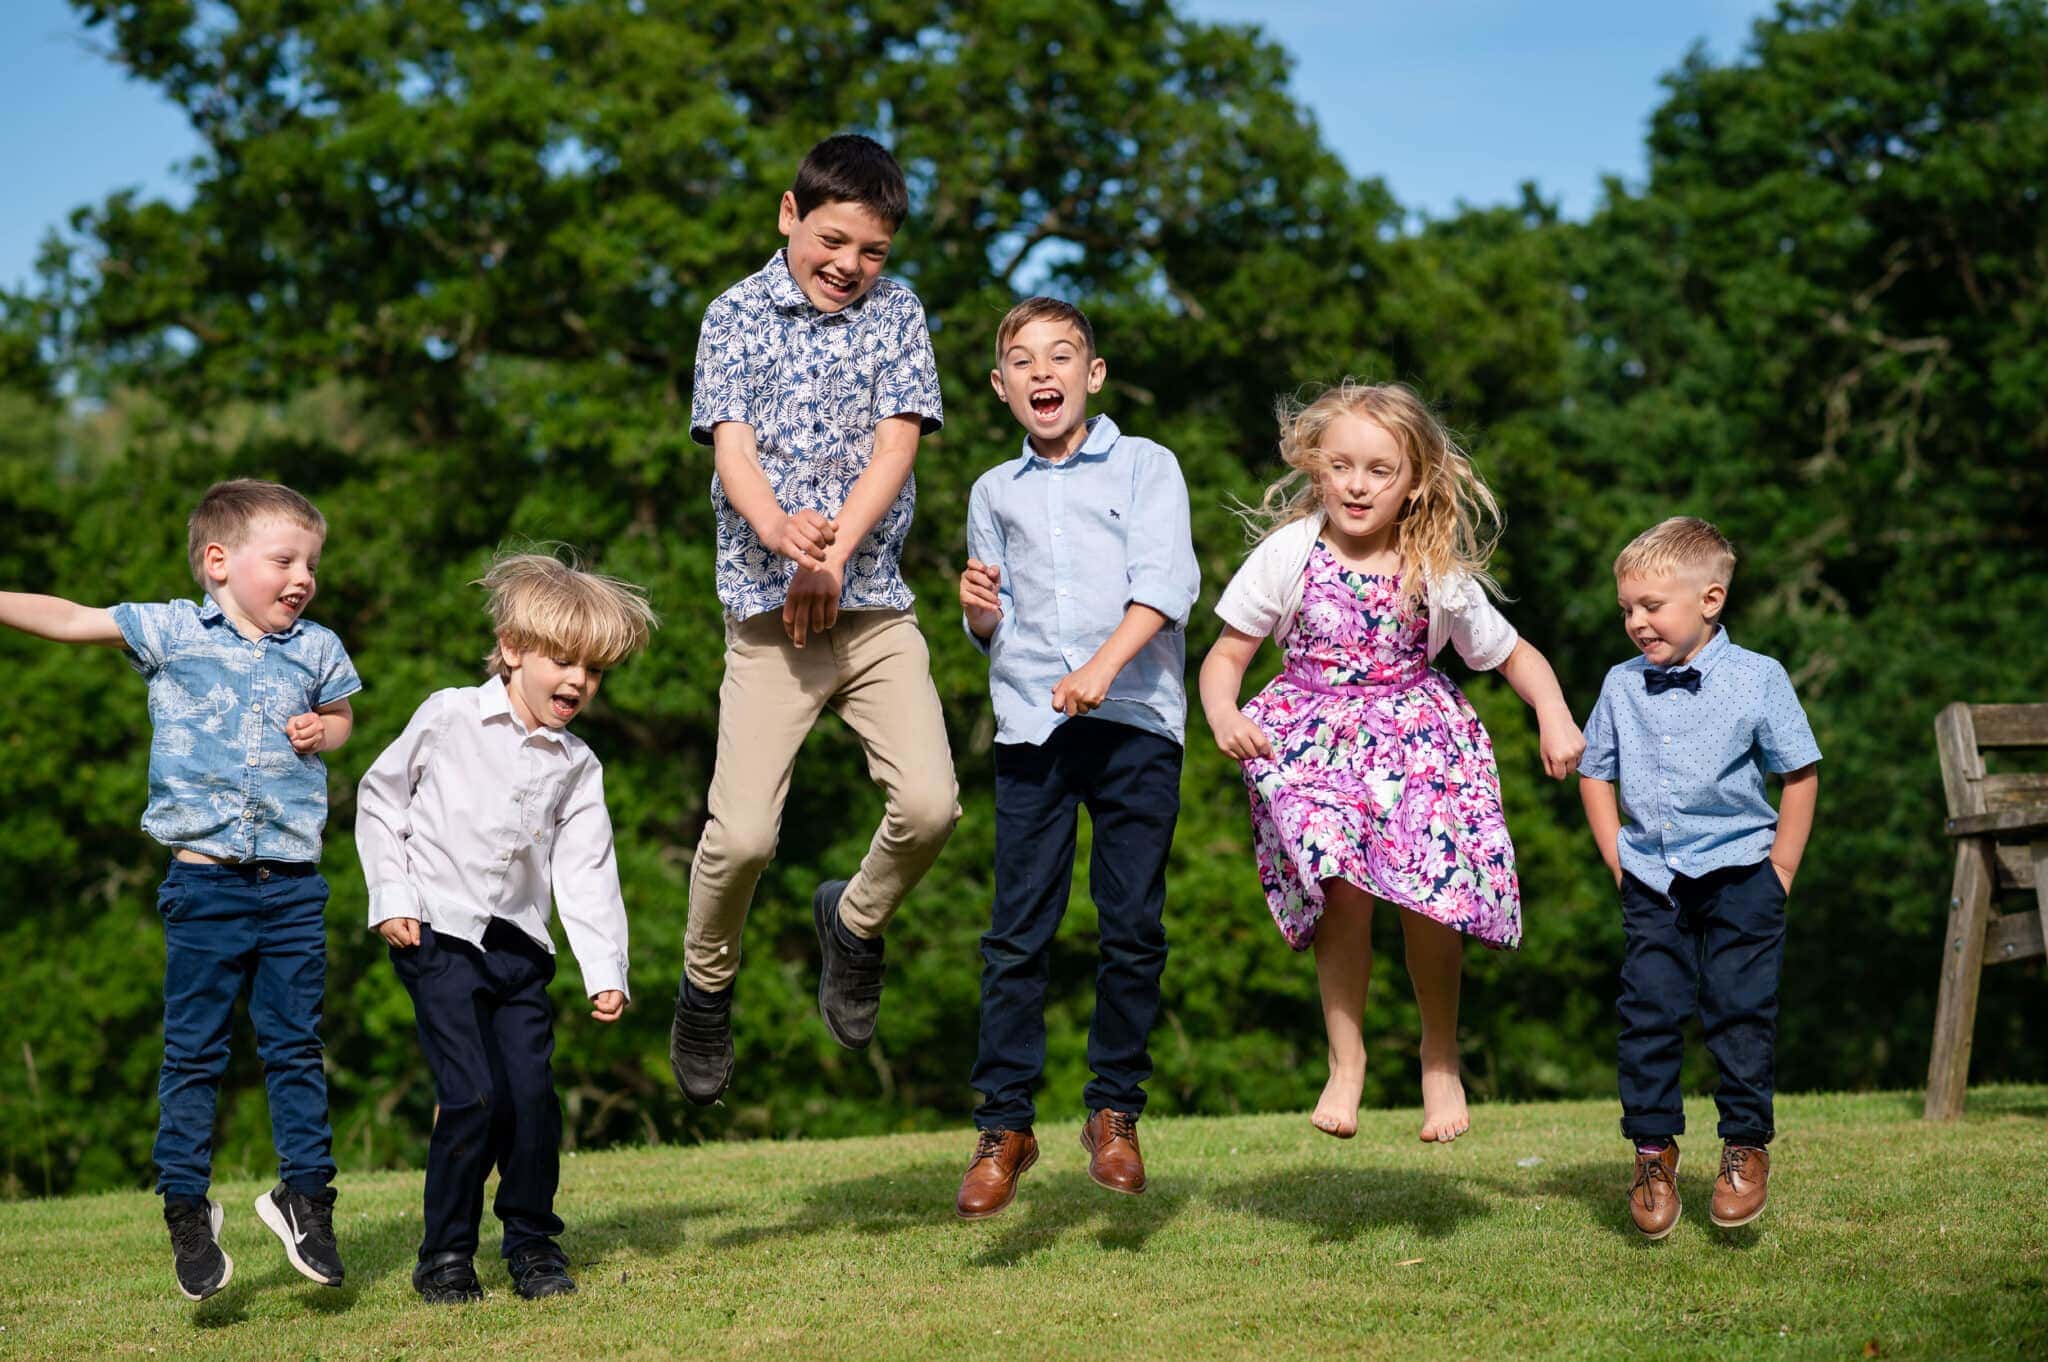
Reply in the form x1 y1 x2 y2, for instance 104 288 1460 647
955 1128 1037 1221
1080 1109 1146 1195
1628 1140 1681 1240
1709 1144 1770 1228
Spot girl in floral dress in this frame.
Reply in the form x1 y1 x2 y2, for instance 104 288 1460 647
1198 382 1584 1142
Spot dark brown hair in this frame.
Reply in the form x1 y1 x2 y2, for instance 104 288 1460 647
791 134 909 230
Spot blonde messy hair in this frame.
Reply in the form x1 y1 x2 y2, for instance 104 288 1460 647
478 549 658 679
1613 517 1738 589
1245 380 1503 608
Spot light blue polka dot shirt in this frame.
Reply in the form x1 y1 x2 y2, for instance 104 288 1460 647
1578 629 1821 892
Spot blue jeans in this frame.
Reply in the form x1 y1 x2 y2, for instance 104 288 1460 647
154 859 335 1200
390 921 564 1263
1616 857 1786 1147
971 719 1181 1130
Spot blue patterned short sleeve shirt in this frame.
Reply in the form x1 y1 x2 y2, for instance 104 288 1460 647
690 250 946 621
1578 629 1821 892
109 597 363 862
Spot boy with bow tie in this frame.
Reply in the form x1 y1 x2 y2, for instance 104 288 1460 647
1577 517 1821 1240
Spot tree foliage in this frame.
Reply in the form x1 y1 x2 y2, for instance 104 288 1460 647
0 0 2041 1196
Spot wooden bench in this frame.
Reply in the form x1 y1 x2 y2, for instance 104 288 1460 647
1924 702 2048 1120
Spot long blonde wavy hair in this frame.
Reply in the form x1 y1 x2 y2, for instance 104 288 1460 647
1244 380 1504 609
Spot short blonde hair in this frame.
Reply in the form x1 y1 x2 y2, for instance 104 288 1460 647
187 480 326 585
1613 516 1738 587
479 550 658 679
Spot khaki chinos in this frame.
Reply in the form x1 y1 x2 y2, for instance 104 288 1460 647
684 608 959 991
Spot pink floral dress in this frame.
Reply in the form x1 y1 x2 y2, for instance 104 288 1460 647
1239 543 1521 950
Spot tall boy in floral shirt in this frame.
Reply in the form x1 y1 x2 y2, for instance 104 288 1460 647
669 134 957 1104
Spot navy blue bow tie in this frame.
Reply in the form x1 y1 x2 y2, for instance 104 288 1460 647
1644 667 1702 695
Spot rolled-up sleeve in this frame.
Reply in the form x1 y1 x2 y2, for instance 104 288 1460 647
963 476 1006 656
551 758 631 1001
109 601 177 676
1125 447 1199 629
355 691 449 927
874 295 944 435
1445 578 1520 671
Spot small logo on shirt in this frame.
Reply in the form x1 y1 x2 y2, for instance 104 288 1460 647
1108 508 1121 519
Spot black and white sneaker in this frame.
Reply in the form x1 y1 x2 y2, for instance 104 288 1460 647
669 978 734 1105
164 1198 233 1301
508 1245 577 1299
254 1183 344 1286
813 878 885 1049
414 1251 484 1304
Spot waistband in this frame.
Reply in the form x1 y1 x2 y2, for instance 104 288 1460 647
1279 666 1428 699
166 856 318 879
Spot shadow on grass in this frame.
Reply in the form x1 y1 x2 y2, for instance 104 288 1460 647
709 1157 966 1250
1214 1164 1490 1243
961 1169 1189 1268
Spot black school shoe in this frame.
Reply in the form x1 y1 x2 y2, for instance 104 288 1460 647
813 879 885 1049
414 1251 484 1304
508 1245 577 1299
255 1182 344 1286
164 1197 233 1301
669 977 735 1105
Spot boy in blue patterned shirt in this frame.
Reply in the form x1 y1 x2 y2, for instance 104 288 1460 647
1577 516 1820 1240
0 480 359 1301
952 298 1199 1218
669 134 957 1105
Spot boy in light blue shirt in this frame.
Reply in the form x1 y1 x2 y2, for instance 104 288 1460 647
953 298 1198 1219
0 480 359 1301
1578 516 1820 1240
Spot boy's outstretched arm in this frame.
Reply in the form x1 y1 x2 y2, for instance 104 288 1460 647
1579 777 1624 887
1769 764 1819 890
1496 639 1586 778
0 591 123 646
1199 627 1275 763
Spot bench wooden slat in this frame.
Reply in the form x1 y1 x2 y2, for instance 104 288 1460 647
1970 704 2048 748
1981 772 2048 810
1996 844 2037 889
1944 809 2048 838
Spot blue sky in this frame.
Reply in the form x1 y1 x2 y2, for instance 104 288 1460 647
0 0 1773 292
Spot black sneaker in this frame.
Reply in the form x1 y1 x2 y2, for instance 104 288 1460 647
254 1183 344 1286
413 1251 484 1304
164 1198 233 1301
669 979 734 1105
813 878 885 1049
507 1245 577 1299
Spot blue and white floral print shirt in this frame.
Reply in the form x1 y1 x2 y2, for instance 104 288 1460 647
109 597 363 863
1578 629 1821 893
965 415 1200 747
689 250 946 621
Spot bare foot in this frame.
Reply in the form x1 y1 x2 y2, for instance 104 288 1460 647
1418 1061 1470 1143
1312 1060 1365 1139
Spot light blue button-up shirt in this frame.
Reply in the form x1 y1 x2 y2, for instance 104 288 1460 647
689 251 945 621
1578 629 1821 893
964 414 1199 747
110 597 362 862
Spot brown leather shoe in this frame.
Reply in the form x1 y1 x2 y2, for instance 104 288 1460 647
955 1128 1037 1221
1710 1144 1770 1227
1628 1140 1681 1240
1080 1109 1146 1195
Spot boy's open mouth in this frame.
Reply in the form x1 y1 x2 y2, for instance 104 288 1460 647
1030 387 1064 420
817 270 856 297
550 692 581 721
278 591 306 612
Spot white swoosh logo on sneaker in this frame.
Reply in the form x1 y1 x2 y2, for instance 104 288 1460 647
284 1202 308 1247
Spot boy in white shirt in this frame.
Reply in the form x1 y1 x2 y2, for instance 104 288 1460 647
356 552 656 1303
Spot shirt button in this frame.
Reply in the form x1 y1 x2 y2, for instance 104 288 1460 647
246 753 259 766
1058 588 1070 598
242 809 255 821
1663 821 1675 829
1053 528 1063 537
1662 736 1671 745
533 830 544 841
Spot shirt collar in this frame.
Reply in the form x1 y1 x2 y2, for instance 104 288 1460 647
197 593 304 642
1013 413 1121 473
478 675 566 745
761 248 869 321
1686 627 1732 677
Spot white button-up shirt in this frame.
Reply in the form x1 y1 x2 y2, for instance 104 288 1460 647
356 677 630 999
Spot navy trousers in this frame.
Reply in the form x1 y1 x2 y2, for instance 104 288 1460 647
154 859 334 1201
390 921 564 1263
1616 857 1786 1147
971 718 1181 1131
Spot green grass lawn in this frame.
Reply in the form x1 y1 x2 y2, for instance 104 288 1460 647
1 1087 2043 1361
